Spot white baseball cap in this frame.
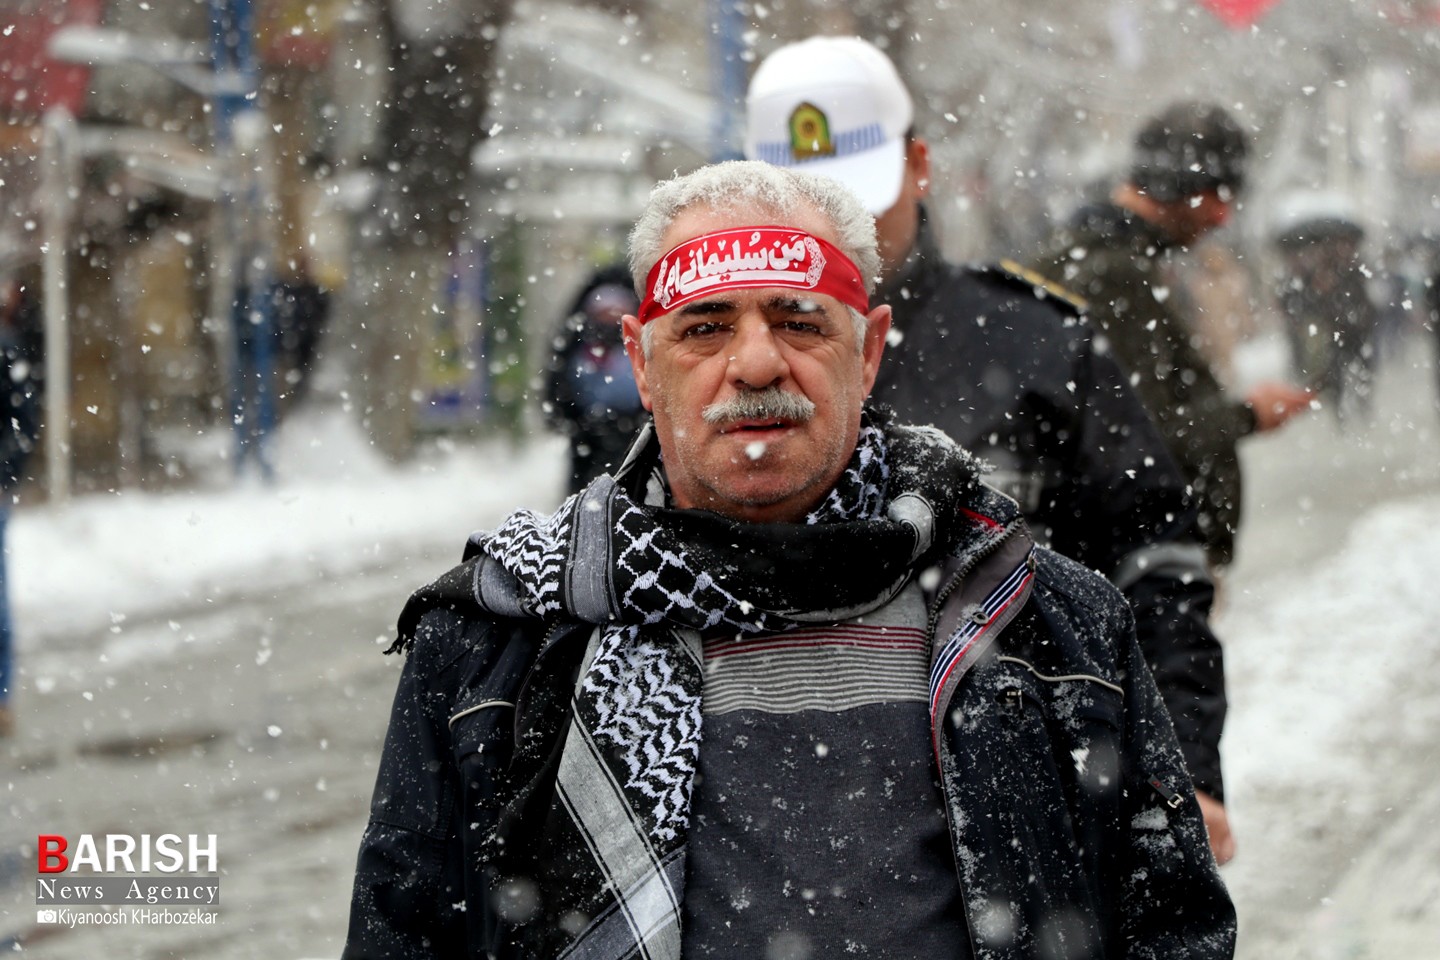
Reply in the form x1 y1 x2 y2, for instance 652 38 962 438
744 36 914 215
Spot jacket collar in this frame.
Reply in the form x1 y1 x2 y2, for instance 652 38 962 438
1069 199 1177 255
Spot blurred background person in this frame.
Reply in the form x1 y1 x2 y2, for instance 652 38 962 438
543 265 645 495
272 255 333 414
1270 194 1379 422
1033 101 1314 571
1430 254 1440 413
0 272 43 736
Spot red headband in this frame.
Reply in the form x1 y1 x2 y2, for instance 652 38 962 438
637 226 869 324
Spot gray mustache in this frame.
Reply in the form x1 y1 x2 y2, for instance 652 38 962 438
702 388 817 425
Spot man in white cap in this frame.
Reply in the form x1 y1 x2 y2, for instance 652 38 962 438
746 35 1238 863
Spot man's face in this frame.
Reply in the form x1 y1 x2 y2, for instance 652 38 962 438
623 204 891 524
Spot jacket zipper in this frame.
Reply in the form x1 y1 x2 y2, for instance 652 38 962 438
1147 773 1187 810
924 518 1021 642
926 516 1023 956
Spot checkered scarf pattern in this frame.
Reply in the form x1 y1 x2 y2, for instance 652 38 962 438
483 417 888 630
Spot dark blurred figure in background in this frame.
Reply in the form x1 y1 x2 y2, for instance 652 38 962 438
747 36 1238 863
1369 246 1415 367
1033 102 1313 572
1428 254 1440 412
0 273 43 736
272 260 332 412
543 266 645 494
1271 210 1377 421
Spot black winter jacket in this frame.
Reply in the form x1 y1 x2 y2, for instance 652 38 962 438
1030 202 1257 568
345 490 1235 959
874 215 1227 798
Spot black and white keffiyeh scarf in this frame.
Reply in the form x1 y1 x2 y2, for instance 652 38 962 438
465 408 985 959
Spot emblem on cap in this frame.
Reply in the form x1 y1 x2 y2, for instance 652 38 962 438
789 103 835 160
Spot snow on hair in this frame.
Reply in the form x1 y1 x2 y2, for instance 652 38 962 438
627 160 882 303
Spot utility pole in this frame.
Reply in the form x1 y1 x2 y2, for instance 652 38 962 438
40 107 78 505
708 0 745 161
210 0 276 480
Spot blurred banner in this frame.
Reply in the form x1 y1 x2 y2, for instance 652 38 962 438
415 238 491 432
257 0 348 69
1198 0 1283 28
0 0 104 117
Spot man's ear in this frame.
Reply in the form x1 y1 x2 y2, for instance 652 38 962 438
621 314 654 411
907 138 933 199
860 303 891 397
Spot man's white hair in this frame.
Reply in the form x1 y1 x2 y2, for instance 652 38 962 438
628 161 879 357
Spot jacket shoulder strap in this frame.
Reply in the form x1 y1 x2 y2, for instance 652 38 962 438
969 259 1089 313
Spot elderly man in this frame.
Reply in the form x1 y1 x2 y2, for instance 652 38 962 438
343 162 1235 960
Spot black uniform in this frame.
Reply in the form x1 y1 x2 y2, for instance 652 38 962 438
874 212 1226 798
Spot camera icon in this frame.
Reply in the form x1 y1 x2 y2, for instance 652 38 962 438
36 909 58 924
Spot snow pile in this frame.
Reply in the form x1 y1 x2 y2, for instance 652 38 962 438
1221 492 1440 790
10 407 566 642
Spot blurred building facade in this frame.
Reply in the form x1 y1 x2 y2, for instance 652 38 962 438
4 0 1440 496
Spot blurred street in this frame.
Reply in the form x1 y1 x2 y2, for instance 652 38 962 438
0 551 421 957
0 397 569 957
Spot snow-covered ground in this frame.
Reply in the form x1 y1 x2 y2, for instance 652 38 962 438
12 406 568 646
1218 339 1440 958
4 332 1439 956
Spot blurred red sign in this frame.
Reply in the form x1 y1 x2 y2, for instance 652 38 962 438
0 0 104 117
1199 0 1282 28
260 0 344 69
